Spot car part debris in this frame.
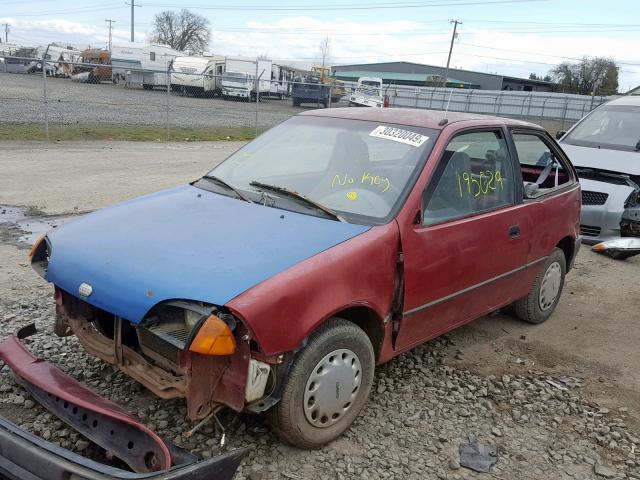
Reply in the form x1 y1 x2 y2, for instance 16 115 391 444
592 238 640 260
184 408 226 447
546 379 569 391
0 324 247 480
459 436 498 473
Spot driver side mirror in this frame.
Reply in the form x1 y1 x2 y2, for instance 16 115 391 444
555 130 566 140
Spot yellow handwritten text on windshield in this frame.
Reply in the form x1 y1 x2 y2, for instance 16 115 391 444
332 172 391 193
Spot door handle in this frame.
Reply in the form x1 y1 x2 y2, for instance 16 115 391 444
508 225 521 239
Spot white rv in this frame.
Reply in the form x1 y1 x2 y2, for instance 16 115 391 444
39 44 82 77
111 43 182 88
349 76 385 107
221 57 272 100
266 63 295 99
170 55 225 96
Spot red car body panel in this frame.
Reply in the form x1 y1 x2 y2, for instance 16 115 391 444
227 223 400 358
228 113 581 365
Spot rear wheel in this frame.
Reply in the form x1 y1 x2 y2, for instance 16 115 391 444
513 247 566 324
270 319 374 448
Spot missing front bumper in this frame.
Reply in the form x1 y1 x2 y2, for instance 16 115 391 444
0 325 247 479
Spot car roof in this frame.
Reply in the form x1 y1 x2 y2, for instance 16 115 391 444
604 96 640 107
300 107 544 131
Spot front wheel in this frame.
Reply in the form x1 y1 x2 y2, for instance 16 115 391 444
270 319 374 448
513 247 566 324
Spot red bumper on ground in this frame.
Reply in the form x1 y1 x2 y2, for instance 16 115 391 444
0 324 247 480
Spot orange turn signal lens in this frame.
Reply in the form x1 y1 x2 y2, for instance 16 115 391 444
189 315 236 356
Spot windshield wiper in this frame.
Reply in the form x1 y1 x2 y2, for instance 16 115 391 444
202 175 252 203
249 181 345 222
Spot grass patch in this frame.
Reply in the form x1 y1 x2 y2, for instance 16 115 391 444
0 123 261 142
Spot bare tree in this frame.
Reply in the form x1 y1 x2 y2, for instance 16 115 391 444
319 36 331 70
550 57 618 95
150 9 210 53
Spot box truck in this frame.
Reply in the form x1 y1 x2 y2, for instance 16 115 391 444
221 57 272 101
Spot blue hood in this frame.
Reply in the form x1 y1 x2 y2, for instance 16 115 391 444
46 185 370 323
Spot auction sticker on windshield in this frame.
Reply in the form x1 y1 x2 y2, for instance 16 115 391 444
369 125 429 147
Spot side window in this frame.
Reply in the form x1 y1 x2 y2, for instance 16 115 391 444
424 130 515 226
150 52 156 61
512 132 570 196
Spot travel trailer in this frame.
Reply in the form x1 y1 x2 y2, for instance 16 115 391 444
111 43 182 89
170 55 225 96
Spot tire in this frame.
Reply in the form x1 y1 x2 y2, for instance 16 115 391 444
270 318 374 448
513 247 566 324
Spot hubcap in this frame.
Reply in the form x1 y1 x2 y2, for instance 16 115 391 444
303 349 362 428
539 261 562 311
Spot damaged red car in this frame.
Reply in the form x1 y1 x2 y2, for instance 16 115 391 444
1 108 581 478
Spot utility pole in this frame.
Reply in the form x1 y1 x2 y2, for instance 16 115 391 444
442 19 461 88
105 19 115 51
125 0 141 42
2 23 9 44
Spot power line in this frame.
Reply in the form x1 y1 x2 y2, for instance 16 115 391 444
2 4 124 17
459 43 640 66
145 0 545 11
460 19 640 27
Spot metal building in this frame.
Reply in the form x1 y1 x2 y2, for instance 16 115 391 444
332 61 554 92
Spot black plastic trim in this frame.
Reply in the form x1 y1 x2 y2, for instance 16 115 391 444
0 415 247 480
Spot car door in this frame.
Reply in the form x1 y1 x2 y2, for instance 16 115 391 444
508 129 580 298
395 127 532 352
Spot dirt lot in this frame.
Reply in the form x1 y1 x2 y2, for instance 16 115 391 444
1 141 639 480
0 72 302 129
0 72 571 135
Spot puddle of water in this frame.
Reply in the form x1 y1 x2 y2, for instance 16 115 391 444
0 206 28 224
0 206 74 245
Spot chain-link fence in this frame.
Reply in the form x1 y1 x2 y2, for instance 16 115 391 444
0 52 611 141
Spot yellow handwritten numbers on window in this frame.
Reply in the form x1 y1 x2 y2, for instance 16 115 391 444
456 170 506 198
423 130 514 226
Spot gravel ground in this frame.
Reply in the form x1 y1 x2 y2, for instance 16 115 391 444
0 72 309 128
0 141 639 479
0 294 636 480
0 72 570 133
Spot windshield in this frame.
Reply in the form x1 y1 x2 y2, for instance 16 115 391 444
204 116 437 224
361 80 381 87
564 104 640 152
223 72 250 83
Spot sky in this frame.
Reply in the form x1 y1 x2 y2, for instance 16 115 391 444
1 0 639 91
